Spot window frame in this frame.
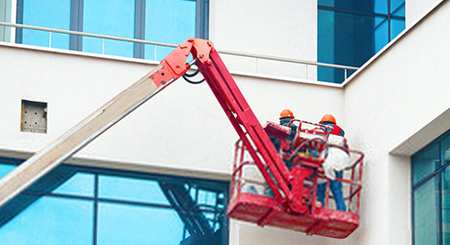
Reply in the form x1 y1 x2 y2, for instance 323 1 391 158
411 128 450 245
0 157 229 245
15 0 209 59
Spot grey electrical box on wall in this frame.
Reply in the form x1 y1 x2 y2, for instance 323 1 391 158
21 100 47 134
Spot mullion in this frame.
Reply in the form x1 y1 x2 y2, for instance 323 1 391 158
93 174 99 245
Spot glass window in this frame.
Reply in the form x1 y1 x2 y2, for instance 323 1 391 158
414 179 440 245
0 196 94 245
98 175 170 204
391 0 404 14
442 167 450 244
390 19 405 41
318 0 405 83
83 0 135 57
0 159 229 245
15 0 208 60
0 164 15 179
144 0 196 60
374 18 388 53
19 0 71 49
52 172 95 197
97 202 185 245
412 143 439 185
412 130 450 245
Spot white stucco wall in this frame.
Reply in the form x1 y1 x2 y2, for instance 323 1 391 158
406 0 443 27
344 1 450 244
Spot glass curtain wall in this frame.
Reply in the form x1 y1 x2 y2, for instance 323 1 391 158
412 130 450 245
15 0 207 60
318 0 405 83
0 158 229 245
0 0 13 42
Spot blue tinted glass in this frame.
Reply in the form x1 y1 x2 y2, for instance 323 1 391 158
0 196 93 245
334 1 378 14
392 4 405 18
0 164 15 178
443 168 450 244
83 0 135 57
441 134 450 165
374 18 388 53
318 67 347 83
99 175 170 205
318 0 334 7
52 172 95 197
414 178 440 244
97 202 185 245
391 0 405 14
390 19 405 41
413 143 439 185
374 0 388 14
21 0 71 49
318 9 334 63
145 0 195 60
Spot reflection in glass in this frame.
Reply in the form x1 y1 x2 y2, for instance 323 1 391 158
97 202 185 245
0 159 228 245
83 0 135 57
390 19 405 40
391 0 404 14
412 143 439 185
20 0 71 49
374 18 388 53
0 196 93 245
145 0 195 60
52 172 95 197
414 178 440 245
0 164 15 179
442 169 450 244
99 175 169 205
318 0 405 83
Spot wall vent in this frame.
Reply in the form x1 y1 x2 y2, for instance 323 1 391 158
21 100 47 134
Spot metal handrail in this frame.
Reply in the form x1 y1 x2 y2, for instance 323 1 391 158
0 22 178 48
0 21 359 76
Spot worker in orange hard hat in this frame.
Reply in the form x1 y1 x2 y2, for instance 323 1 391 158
317 114 348 211
279 109 297 141
269 109 297 152
279 109 294 119
265 109 298 197
320 114 345 137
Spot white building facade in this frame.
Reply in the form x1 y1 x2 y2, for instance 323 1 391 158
0 0 447 244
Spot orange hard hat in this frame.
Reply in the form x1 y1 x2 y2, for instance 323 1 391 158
321 114 336 124
280 109 294 119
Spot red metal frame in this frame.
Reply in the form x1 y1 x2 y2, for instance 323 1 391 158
228 139 364 238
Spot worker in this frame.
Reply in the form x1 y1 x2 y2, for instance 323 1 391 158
265 109 297 197
269 109 297 153
316 114 349 211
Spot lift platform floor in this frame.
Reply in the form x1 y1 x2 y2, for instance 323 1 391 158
227 193 359 239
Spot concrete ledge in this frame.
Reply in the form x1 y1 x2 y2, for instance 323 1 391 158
0 148 231 181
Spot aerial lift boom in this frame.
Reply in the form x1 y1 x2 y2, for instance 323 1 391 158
0 38 363 238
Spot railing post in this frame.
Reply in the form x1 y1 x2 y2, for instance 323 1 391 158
306 64 308 79
49 31 52 48
344 68 348 80
154 44 157 61
102 38 105 54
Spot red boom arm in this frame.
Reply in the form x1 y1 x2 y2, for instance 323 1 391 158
152 38 304 213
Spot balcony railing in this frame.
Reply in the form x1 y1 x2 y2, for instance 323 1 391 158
0 22 358 84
